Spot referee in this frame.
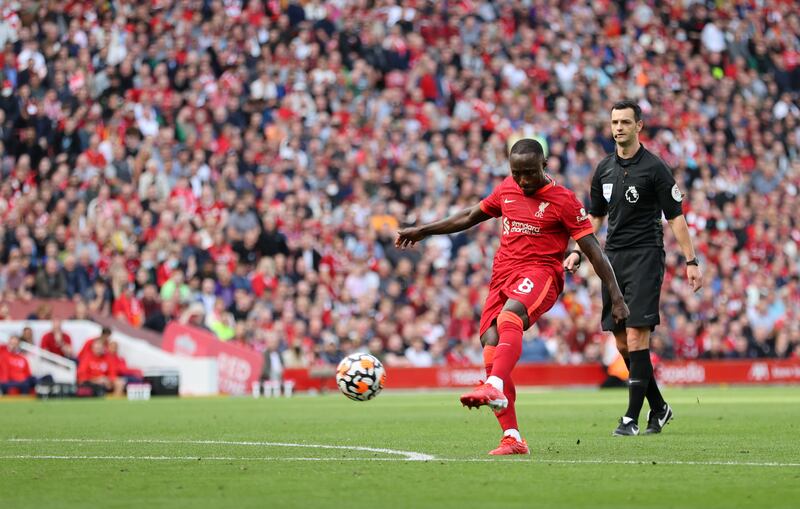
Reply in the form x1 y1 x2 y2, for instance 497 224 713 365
565 100 702 436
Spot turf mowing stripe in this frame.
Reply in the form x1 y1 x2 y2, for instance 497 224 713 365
2 455 799 467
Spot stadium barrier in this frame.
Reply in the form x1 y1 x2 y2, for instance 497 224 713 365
0 321 217 395
162 322 262 396
284 359 800 392
0 335 77 384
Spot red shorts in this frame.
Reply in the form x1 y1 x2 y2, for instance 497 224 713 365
478 267 561 337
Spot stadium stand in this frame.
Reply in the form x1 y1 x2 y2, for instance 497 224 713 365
0 0 797 376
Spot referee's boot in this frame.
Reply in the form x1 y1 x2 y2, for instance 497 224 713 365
644 402 673 434
612 416 639 436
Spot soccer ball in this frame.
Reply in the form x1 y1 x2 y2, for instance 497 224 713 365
336 353 386 401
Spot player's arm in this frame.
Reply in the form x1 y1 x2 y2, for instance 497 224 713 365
564 214 605 273
588 214 604 234
576 234 629 323
395 203 492 249
565 167 607 272
667 215 703 292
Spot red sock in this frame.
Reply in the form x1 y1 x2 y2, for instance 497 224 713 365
491 310 524 382
495 377 518 432
483 345 496 378
485 344 518 431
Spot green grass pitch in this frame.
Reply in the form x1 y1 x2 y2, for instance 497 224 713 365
1 386 798 508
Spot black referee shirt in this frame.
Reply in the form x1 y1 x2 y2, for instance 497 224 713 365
588 145 684 251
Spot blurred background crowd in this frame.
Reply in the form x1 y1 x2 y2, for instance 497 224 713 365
0 0 797 372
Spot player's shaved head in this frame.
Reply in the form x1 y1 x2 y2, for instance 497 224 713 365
509 138 545 157
508 139 548 196
509 138 546 174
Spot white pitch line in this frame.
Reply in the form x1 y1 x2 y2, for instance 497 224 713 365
0 455 523 462
4 438 435 461
1 455 798 467
4 438 798 467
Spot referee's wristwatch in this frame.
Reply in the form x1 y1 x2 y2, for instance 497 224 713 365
685 258 699 266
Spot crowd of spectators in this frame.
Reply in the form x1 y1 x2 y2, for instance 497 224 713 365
0 0 797 372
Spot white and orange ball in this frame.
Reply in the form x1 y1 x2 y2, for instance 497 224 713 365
336 353 386 401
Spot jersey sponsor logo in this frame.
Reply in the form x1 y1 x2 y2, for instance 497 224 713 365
502 217 540 236
602 183 613 202
503 198 516 204
534 201 550 218
577 207 588 222
625 185 639 203
671 184 683 202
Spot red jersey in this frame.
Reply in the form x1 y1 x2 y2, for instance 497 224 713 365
112 293 144 328
479 176 594 291
78 351 117 382
40 331 73 357
78 337 107 361
108 353 143 378
1 350 32 382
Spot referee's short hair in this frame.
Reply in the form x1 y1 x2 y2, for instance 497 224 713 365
509 138 545 157
611 100 642 122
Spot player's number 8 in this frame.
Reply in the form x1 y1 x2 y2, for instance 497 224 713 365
515 278 534 294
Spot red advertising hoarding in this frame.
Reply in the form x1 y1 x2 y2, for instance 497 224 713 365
284 364 607 392
656 359 800 385
163 322 263 395
158 323 800 394
284 360 800 392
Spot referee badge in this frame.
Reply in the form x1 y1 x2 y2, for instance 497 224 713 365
602 183 613 202
625 185 639 203
671 184 683 202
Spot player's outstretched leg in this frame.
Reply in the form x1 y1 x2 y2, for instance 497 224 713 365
461 309 523 410
489 377 529 455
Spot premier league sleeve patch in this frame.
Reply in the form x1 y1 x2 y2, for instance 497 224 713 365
671 184 683 202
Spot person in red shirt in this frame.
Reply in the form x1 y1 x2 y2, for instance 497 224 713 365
444 340 474 367
39 319 74 359
112 284 145 328
78 326 113 361
107 341 144 383
78 337 125 397
396 139 628 455
0 336 37 394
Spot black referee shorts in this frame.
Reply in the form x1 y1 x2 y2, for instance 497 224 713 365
601 247 665 332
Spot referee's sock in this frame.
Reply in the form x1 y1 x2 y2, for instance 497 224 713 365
624 355 665 411
624 349 652 422
646 376 666 411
